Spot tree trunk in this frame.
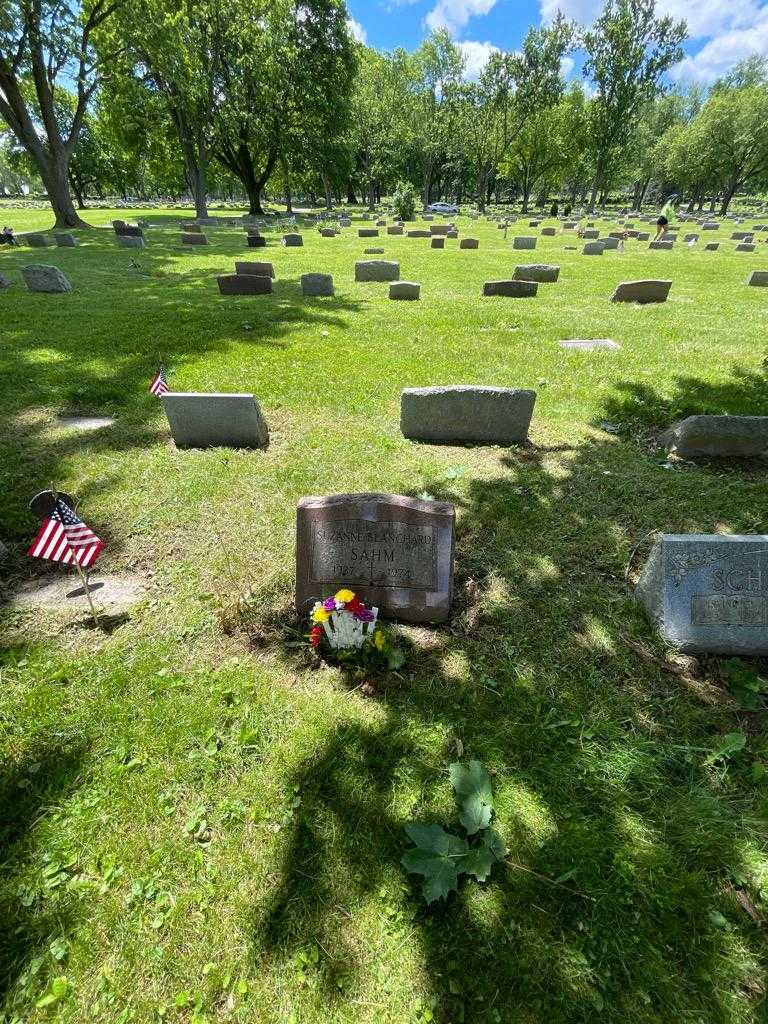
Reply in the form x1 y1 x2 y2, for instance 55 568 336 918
41 156 88 228
422 159 432 209
720 182 737 216
322 173 333 211
347 183 357 204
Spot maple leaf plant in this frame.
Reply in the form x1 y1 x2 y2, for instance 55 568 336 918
402 761 506 904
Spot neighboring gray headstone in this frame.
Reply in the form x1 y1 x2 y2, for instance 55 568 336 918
684 233 699 243
459 238 479 249
217 274 272 295
339 217 352 227
637 232 650 241
513 236 537 250
704 242 720 251
446 229 458 239
541 227 556 236
483 279 538 297
162 392 269 449
320 228 337 238
611 279 671 303
235 261 275 278
25 233 50 247
736 243 756 252
364 247 385 254
55 233 77 247
117 235 146 248
649 240 673 250
582 229 600 239
301 273 334 297
431 237 445 249
602 236 621 250
182 233 208 245
387 226 404 236
359 229 379 238
182 222 202 232
389 281 420 300
748 270 768 286
295 493 455 624
401 385 535 445
430 225 452 236
21 264 72 293
582 242 604 255
702 222 719 230
513 264 560 283
355 260 400 282
659 416 768 459
636 534 768 654
282 234 303 247
407 230 430 238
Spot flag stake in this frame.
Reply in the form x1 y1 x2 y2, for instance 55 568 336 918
74 559 100 627
50 482 99 627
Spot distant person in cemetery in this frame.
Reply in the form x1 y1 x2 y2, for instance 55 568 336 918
655 201 676 239
1 225 18 246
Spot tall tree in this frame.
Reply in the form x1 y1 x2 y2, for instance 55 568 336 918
215 0 355 215
0 0 118 225
582 0 686 211
108 0 227 217
412 30 463 207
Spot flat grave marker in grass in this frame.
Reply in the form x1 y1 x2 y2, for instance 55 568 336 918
161 392 269 449
483 279 538 297
636 534 768 654
560 339 620 351
295 493 455 624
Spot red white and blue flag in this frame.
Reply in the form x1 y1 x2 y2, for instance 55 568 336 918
149 364 169 397
28 499 104 568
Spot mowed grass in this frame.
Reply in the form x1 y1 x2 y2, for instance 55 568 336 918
1 205 767 1024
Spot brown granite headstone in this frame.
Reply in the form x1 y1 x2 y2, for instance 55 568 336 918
296 493 455 624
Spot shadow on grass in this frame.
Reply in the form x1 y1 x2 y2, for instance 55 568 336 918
0 231 365 545
250 424 767 1022
0 736 87 1006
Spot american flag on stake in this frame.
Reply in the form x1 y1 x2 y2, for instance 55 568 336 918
28 498 104 568
149 363 169 397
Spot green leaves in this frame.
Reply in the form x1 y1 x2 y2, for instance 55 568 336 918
402 761 505 904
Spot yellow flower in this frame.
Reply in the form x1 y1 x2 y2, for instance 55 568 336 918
374 630 385 651
311 606 331 623
335 589 355 604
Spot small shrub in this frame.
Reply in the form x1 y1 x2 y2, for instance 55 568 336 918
393 181 418 222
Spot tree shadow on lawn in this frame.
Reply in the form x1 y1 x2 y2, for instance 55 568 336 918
251 431 767 1022
0 243 365 542
0 734 87 1009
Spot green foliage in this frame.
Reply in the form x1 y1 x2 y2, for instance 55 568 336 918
402 761 506 903
550 201 558 216
721 659 767 709
392 180 418 221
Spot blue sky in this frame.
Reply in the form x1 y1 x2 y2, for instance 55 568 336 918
345 0 768 85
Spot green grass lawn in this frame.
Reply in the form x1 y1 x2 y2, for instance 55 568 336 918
1 205 767 1024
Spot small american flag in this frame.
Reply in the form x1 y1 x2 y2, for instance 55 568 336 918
28 499 104 568
149 364 169 397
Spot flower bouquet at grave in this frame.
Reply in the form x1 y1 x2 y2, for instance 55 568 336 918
307 589 405 670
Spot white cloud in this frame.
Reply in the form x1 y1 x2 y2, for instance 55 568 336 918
425 0 498 35
671 7 768 82
347 16 367 44
540 0 768 86
457 39 499 78
560 55 575 77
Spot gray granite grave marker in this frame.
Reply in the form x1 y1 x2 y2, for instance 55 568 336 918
161 393 269 448
401 386 535 444
636 534 768 654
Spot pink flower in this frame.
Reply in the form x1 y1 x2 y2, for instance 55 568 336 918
322 597 337 611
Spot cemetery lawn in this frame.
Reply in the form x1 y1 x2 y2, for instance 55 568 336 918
2 206 768 1024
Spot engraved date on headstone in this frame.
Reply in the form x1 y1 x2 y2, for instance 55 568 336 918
692 594 768 627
